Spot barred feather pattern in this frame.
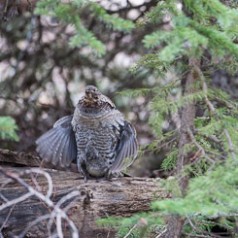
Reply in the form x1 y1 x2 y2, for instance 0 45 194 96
36 85 138 178
72 108 136 177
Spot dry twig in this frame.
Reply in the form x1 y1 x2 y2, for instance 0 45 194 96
0 167 80 238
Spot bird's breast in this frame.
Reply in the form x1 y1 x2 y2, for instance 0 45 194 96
71 108 125 177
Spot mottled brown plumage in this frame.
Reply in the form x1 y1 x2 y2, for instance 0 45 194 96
36 85 138 178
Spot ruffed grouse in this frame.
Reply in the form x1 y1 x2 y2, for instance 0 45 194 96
36 85 138 178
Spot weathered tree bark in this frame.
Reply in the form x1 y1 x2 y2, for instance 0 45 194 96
0 148 79 173
0 150 169 238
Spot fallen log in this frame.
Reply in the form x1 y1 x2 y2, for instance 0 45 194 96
0 150 169 238
0 148 79 173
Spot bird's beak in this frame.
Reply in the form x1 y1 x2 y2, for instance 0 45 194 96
86 92 93 99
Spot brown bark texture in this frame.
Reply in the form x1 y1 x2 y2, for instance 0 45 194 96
163 58 199 238
0 150 169 238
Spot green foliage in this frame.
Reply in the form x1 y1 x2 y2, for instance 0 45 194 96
101 0 238 237
35 0 134 56
161 148 178 170
143 26 208 62
130 54 170 74
98 213 163 238
140 0 238 65
184 0 238 30
0 116 19 141
69 23 106 56
90 4 135 32
152 160 238 218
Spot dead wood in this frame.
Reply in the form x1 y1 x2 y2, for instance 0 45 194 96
0 148 79 173
0 150 168 238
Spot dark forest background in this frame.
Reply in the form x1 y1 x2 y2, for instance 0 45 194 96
1 0 238 237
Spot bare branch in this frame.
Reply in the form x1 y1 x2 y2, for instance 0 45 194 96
0 191 32 211
0 166 80 238
193 65 216 114
23 168 54 198
18 214 51 238
187 128 215 165
224 129 236 161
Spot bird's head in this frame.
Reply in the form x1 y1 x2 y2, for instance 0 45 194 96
84 85 101 103
76 85 115 114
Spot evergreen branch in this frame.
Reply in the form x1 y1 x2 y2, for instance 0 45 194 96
0 116 19 141
193 65 216 117
123 223 138 238
187 129 214 165
90 3 135 32
184 0 238 30
162 57 198 238
193 66 237 161
192 22 238 56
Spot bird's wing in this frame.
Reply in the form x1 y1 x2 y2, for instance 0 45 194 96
36 115 77 167
109 121 138 173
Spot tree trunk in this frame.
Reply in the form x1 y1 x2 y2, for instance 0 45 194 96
163 58 199 238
